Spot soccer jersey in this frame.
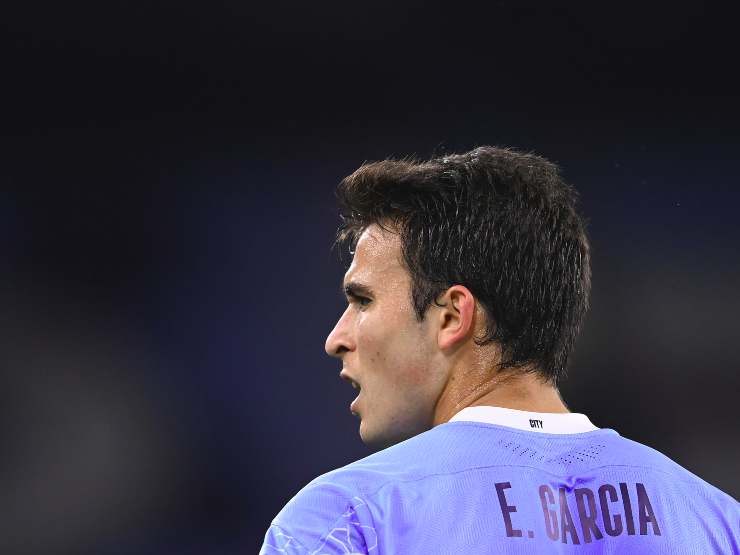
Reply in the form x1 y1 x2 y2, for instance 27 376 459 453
259 406 740 554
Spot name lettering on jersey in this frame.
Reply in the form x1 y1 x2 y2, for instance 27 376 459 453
495 481 661 544
529 419 543 429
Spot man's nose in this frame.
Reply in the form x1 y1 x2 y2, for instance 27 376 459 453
324 307 354 358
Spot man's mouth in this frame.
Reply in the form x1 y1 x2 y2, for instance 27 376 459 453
340 370 361 391
340 371 362 415
350 389 361 415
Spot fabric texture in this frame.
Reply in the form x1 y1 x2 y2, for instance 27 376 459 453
260 420 740 554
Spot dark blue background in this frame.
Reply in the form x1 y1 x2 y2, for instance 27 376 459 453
1 2 738 553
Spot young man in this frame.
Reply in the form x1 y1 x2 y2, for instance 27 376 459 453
259 146 739 554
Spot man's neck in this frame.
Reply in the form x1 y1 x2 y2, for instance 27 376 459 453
432 367 569 426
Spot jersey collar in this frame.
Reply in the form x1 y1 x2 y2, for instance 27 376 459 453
448 405 598 434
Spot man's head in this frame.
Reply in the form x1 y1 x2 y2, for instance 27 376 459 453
324 146 591 448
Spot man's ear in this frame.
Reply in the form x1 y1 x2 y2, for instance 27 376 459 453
436 285 476 350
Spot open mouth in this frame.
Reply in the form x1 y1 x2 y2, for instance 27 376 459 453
340 371 362 414
340 371 361 391
350 381 361 409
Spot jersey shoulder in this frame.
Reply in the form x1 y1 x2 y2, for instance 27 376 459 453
605 432 739 506
308 425 450 495
316 423 738 509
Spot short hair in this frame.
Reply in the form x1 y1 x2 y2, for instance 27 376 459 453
335 146 591 384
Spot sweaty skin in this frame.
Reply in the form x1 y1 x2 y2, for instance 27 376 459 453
325 223 568 451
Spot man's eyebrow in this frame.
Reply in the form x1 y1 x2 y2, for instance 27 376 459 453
341 280 375 299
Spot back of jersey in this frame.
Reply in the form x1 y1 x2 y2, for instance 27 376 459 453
262 413 740 554
363 421 740 554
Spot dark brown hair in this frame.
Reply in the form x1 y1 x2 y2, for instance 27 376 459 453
335 146 591 383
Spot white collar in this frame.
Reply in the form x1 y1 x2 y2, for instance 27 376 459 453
448 405 599 434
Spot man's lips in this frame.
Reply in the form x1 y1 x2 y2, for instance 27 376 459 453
339 370 361 390
350 391 361 415
340 371 362 415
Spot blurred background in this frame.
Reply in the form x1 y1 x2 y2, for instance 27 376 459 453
1 1 739 553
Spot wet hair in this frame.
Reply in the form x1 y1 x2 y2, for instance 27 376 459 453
335 146 591 383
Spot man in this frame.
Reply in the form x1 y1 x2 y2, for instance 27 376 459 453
259 146 739 554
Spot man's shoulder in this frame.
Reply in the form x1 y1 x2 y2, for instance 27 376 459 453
295 421 487 502
264 435 436 554
311 422 688 491
276 429 441 516
610 433 739 505
292 422 738 510
310 426 447 494
351 422 738 508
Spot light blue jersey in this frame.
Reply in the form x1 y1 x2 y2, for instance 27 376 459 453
260 407 739 554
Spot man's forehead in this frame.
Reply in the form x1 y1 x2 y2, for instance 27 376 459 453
343 225 404 284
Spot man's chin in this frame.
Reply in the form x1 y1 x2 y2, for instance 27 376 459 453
359 422 405 452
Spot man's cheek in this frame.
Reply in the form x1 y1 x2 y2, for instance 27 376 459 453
397 339 432 386
394 359 430 389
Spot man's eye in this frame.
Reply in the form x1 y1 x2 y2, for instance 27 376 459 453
350 296 371 308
